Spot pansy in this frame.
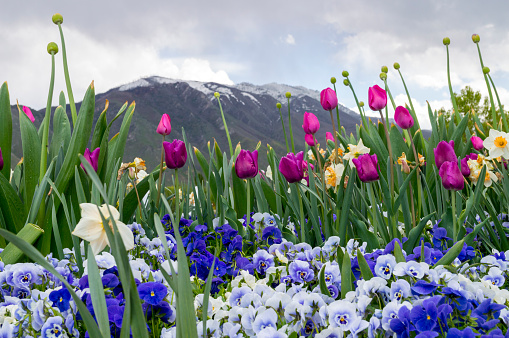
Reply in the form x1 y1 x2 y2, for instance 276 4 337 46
138 282 167 305
48 287 71 312
253 308 278 334
40 316 66 338
288 260 315 283
393 261 429 279
374 254 397 280
390 279 411 302
328 300 359 331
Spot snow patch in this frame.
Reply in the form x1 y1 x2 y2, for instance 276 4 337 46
119 79 152 91
240 92 260 105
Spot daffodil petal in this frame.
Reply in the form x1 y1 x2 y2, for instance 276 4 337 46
80 203 100 219
72 218 104 242
116 221 135 251
89 234 109 255
99 204 120 221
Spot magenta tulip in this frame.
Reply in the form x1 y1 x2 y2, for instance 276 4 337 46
368 85 387 111
320 88 338 111
235 149 258 179
352 154 379 182
0 147 3 171
163 140 187 169
279 152 305 183
434 140 457 170
439 161 464 191
302 112 320 134
470 136 483 151
305 134 315 147
22 106 35 123
394 106 414 129
156 114 172 136
326 132 334 142
460 157 470 177
81 147 100 173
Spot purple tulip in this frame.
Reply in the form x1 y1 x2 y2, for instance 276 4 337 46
156 114 171 136
326 132 334 142
22 106 35 123
279 152 305 183
302 112 320 134
0 147 3 171
368 85 387 111
394 106 414 129
163 140 187 169
81 147 100 173
352 154 379 182
470 136 483 151
433 140 456 170
320 88 338 111
235 149 258 179
305 134 315 147
439 161 464 191
460 157 470 177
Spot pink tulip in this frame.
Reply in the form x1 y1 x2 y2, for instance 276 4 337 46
320 88 338 111
156 114 171 136
394 106 414 129
235 149 258 179
326 132 334 142
302 112 320 134
439 161 464 191
305 134 315 146
81 147 100 173
470 136 483 151
22 106 35 123
368 85 387 111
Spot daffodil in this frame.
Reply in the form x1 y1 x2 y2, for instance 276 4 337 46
484 129 509 159
343 139 370 167
467 155 497 187
72 203 134 255
325 163 345 189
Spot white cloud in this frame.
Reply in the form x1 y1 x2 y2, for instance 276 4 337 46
285 34 296 45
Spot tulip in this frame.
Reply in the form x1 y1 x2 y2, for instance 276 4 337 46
439 161 464 191
434 140 456 170
471 136 483 151
0 147 3 171
305 134 315 147
368 85 387 111
302 112 320 134
235 149 258 179
460 157 470 177
352 154 379 182
156 114 172 136
394 106 414 129
22 106 35 123
326 132 334 142
163 140 187 169
320 88 338 111
279 152 305 183
81 147 100 173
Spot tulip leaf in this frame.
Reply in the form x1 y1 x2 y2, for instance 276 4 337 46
434 239 465 266
202 249 217 337
451 112 470 155
403 212 435 253
87 245 110 337
341 250 353 298
319 265 332 297
0 173 24 233
0 82 12 180
49 105 71 164
393 241 406 263
338 170 356 246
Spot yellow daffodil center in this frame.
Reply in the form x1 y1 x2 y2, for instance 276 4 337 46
495 136 507 148
326 167 337 187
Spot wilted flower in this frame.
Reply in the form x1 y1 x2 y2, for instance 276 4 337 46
397 153 411 174
302 112 320 134
235 149 258 179
163 140 187 169
320 88 338 111
352 154 379 182
133 157 146 171
368 85 387 111
156 113 172 136
72 203 135 255
394 106 414 129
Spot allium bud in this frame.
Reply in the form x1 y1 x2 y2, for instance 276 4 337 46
443 37 450 45
52 13 63 25
393 62 400 70
47 42 58 55
214 92 220 98
359 101 364 107
381 66 388 73
342 71 349 77
343 79 350 86
276 103 282 109
483 67 490 74
379 72 387 80
472 34 480 43
330 77 337 84
285 92 291 99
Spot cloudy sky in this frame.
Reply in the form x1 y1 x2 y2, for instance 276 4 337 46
2 1 509 128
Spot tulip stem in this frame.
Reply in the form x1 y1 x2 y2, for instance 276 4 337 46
174 169 180 226
40 52 55 182
215 96 234 158
329 110 340 164
278 106 290 153
295 183 306 243
347 81 368 127
451 190 457 242
57 23 77 127
313 138 329 236
409 134 422 223
287 98 295 153
245 180 250 238
378 110 395 196
156 135 165 209
332 83 342 135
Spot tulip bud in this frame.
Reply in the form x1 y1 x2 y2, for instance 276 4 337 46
320 88 338 111
285 92 291 99
276 102 282 109
368 85 387 111
0 147 3 171
472 34 480 43
302 112 320 134
483 67 490 74
394 106 414 129
128 167 136 180
381 66 388 73
434 140 457 169
52 13 63 25
470 135 483 151
81 147 100 174
352 154 379 182
379 72 387 80
156 114 171 136
304 134 315 147
343 79 350 86
47 42 59 55
342 71 349 77
439 161 464 191
163 140 187 169
393 62 400 70
22 106 35 123
235 149 259 179
443 37 450 45
326 132 334 142
330 77 337 84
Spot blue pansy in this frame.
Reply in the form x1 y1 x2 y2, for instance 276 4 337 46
138 282 168 305
49 287 71 312
410 298 438 332
41 316 65 338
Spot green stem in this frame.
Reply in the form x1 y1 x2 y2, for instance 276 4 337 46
445 45 461 124
347 81 368 127
329 110 340 164
57 23 77 127
475 42 497 127
409 134 422 223
296 183 306 243
40 52 55 182
156 135 165 208
332 83 341 135
215 96 233 158
246 180 250 238
175 169 180 226
378 110 395 196
451 190 457 242
383 79 397 110
278 106 290 153
287 98 295 153
314 138 329 237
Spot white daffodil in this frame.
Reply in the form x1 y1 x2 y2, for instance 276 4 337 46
133 157 147 171
325 163 345 189
484 129 509 159
72 203 135 255
467 156 498 187
343 139 370 167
